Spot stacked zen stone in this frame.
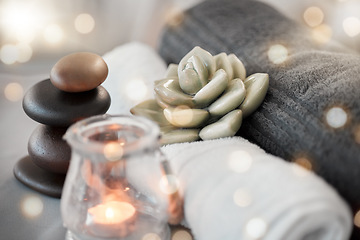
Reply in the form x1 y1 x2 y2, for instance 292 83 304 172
14 52 111 198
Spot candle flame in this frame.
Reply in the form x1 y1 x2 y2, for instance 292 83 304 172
105 207 115 219
88 201 136 225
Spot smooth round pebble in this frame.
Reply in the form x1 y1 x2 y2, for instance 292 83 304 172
28 125 71 174
50 52 108 92
23 79 111 127
14 156 66 198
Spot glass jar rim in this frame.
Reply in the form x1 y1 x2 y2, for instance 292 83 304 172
64 114 160 157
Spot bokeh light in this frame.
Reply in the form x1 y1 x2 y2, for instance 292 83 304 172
43 24 64 44
354 210 360 228
125 78 149 102
303 6 324 27
343 17 360 37
228 150 253 173
21 195 44 218
172 229 193 240
233 188 252 207
245 217 268 239
325 106 349 129
142 233 161 240
16 43 33 63
4 82 24 102
159 174 180 195
16 28 36 44
0 44 18 65
312 24 333 44
74 13 95 34
165 7 184 27
103 142 124 161
294 157 312 171
267 44 288 65
1 2 42 43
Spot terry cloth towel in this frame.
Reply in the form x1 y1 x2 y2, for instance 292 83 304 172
158 0 360 237
102 42 352 240
162 138 352 240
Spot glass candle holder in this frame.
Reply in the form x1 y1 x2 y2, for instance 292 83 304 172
61 115 181 240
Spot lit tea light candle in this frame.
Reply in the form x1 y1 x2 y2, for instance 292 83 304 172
86 201 136 238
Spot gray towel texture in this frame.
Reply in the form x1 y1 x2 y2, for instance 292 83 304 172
158 0 360 238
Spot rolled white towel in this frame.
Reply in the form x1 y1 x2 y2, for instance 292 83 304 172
102 41 167 115
102 42 352 240
161 138 352 240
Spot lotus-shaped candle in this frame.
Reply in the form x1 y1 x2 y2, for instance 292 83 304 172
131 47 269 145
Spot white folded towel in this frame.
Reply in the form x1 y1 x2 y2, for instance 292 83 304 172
102 42 352 240
162 138 352 240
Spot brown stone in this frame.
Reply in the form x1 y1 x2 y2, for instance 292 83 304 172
50 52 108 92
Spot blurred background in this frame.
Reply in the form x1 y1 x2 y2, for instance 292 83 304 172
0 0 359 74
0 1 359 239
0 0 204 74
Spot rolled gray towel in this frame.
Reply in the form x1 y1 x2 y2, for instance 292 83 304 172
158 0 360 238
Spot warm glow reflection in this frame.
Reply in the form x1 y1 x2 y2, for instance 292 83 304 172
354 210 360 228
126 78 148 102
294 157 312 171
325 106 349 129
165 7 184 27
4 82 24 102
303 6 324 27
228 150 253 173
233 188 252 207
43 24 64 44
21 195 44 218
16 43 33 63
267 44 288 64
245 217 268 239
103 142 124 161
292 163 310 177
142 233 161 240
170 106 194 126
159 174 180 195
0 44 18 65
74 13 95 34
312 24 332 44
354 125 360 145
343 17 360 37
172 229 193 240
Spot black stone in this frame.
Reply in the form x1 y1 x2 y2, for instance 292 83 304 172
28 125 70 174
23 79 111 127
13 156 66 198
